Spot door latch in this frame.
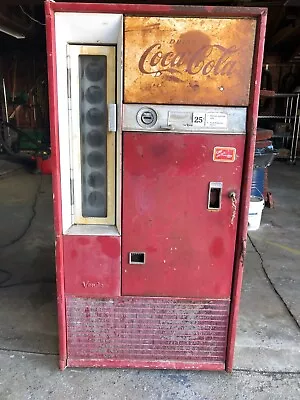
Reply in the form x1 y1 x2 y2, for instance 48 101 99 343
160 124 174 131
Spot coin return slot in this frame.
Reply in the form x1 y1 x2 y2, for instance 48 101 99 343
129 252 146 265
208 182 223 211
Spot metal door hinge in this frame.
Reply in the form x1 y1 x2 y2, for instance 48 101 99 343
108 103 117 132
66 54 71 104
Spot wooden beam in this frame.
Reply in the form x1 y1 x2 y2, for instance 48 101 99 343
284 0 300 6
289 44 300 62
266 6 285 38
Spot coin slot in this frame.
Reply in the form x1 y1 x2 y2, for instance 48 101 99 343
141 112 154 125
136 107 157 128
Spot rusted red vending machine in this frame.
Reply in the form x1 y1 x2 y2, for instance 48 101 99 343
45 1 266 371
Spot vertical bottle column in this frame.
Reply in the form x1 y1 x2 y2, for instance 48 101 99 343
69 45 116 226
79 55 108 218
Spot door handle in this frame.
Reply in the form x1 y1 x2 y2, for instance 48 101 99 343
228 191 237 225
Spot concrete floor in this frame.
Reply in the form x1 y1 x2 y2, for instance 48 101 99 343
0 160 299 399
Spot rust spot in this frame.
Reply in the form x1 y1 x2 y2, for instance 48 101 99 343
189 80 200 91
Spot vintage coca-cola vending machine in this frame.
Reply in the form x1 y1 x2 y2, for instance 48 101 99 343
45 1 266 371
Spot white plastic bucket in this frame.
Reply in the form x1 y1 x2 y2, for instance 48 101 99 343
248 195 264 231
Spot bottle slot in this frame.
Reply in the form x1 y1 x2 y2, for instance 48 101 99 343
208 182 223 211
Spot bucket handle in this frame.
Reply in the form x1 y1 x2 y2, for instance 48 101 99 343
252 186 265 202
250 188 265 209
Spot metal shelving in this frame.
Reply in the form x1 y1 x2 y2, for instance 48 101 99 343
258 92 300 163
258 115 297 119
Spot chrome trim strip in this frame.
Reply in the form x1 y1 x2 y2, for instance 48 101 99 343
123 104 247 134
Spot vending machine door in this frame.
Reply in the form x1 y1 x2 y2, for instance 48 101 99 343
121 15 254 299
122 122 245 298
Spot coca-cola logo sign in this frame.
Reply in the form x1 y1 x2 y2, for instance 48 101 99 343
125 18 256 104
138 41 238 82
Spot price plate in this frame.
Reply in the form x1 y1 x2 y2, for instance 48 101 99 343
205 113 228 129
192 112 228 129
192 113 206 127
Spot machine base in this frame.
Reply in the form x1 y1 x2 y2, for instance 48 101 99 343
66 358 225 371
65 296 230 370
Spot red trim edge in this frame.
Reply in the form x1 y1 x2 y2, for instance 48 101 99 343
226 11 268 373
45 1 67 370
47 1 267 18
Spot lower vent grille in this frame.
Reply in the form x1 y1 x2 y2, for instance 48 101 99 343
66 296 229 363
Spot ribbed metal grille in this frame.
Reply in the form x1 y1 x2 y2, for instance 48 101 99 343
66 297 229 363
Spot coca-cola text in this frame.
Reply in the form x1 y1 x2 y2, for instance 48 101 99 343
138 43 238 77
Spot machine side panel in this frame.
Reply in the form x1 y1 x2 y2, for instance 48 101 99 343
63 236 121 297
226 12 267 372
45 1 67 370
122 133 245 298
124 17 256 106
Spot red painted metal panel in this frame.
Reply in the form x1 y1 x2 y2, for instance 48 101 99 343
226 12 267 372
45 2 62 236
122 133 245 298
63 236 121 297
66 296 229 367
48 1 266 19
45 2 67 370
67 359 225 371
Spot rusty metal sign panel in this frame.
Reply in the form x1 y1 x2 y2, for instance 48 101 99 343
124 17 256 106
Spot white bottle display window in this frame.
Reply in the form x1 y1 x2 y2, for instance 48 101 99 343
68 46 116 225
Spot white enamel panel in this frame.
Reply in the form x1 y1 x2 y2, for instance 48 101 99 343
54 12 122 233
